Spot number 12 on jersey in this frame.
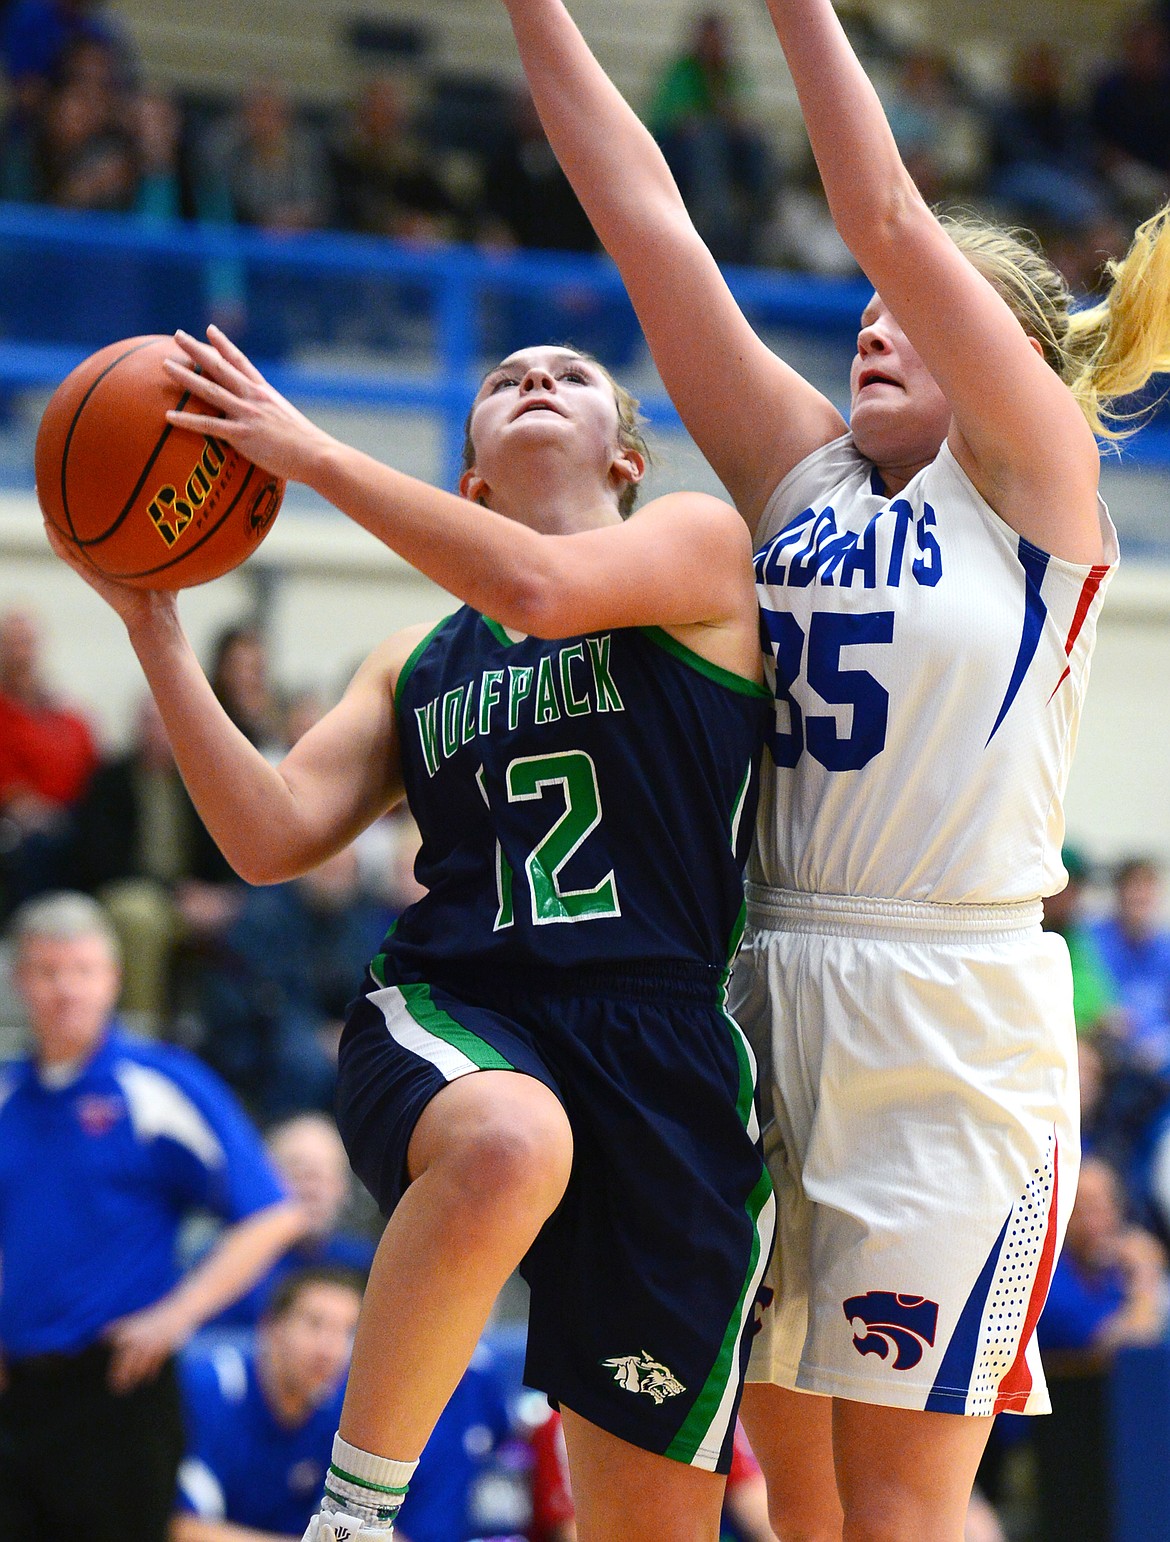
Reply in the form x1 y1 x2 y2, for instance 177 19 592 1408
761 609 895 771
477 751 621 930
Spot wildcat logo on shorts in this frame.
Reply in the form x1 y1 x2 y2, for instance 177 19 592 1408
602 1352 686 1403
843 1290 939 1371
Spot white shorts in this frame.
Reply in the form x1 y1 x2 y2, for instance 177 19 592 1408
730 885 1079 1417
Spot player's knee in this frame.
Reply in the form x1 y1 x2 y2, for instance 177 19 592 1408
840 1505 920 1542
441 1103 572 1223
771 1511 843 1542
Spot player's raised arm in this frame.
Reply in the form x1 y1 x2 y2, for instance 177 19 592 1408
500 0 844 528
41 534 413 885
757 0 1138 562
165 332 760 680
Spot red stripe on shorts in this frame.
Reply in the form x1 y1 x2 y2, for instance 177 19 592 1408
994 1137 1061 1413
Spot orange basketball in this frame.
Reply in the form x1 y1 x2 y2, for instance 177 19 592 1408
35 334 285 589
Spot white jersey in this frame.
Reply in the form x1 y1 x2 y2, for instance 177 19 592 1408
751 434 1118 905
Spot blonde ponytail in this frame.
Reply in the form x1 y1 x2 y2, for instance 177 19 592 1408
1066 203 1170 439
942 204 1170 440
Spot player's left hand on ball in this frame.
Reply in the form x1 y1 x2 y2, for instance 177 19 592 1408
164 325 334 484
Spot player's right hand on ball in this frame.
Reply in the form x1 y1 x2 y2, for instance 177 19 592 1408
42 519 177 629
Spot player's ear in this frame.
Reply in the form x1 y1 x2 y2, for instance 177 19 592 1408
611 447 645 498
459 469 491 507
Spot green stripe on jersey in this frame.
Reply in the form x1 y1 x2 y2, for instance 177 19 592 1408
639 626 771 699
394 614 455 715
665 1163 774 1466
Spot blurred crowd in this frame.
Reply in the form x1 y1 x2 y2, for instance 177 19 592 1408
2 0 1170 296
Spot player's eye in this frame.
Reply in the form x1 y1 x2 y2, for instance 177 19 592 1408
489 375 519 393
561 368 589 384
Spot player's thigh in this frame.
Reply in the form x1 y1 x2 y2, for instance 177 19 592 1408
833 1401 993 1542
560 1405 726 1542
738 1381 842 1542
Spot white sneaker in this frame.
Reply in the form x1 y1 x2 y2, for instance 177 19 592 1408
301 1510 393 1541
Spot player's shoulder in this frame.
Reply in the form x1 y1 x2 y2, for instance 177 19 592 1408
355 610 462 701
639 490 751 546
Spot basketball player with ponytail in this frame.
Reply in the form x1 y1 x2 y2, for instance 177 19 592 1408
499 0 1170 1536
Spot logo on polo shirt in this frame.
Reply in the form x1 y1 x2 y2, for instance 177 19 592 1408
602 1351 685 1403
75 1092 125 1137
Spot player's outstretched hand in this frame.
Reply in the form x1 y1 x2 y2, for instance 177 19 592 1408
165 326 335 486
42 519 178 630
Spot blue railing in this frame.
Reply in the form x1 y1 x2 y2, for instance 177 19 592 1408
1 202 1167 493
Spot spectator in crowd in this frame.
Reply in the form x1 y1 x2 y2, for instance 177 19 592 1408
174 1267 363 1542
200 82 327 232
330 74 463 243
65 694 238 1029
215 1113 377 1328
480 83 597 254
0 891 304 1542
881 46 986 206
1091 856 1170 1074
209 621 286 761
646 10 772 265
1041 845 1118 1037
196 843 390 1117
0 605 98 915
987 42 1108 236
132 84 196 223
1034 1154 1169 1542
1090 8 1170 215
0 0 131 121
37 68 135 209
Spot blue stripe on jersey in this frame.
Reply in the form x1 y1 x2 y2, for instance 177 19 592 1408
925 1212 1010 1413
987 539 1050 745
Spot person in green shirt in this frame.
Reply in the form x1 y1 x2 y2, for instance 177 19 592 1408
647 11 772 264
1042 845 1118 1035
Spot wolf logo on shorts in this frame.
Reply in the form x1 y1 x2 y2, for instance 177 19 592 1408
603 1353 686 1404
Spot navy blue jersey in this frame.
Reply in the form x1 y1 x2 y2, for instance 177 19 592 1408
388 610 769 978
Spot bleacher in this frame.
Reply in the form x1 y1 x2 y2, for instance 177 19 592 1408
110 0 1142 136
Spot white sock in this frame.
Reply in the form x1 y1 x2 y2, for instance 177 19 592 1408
322 1434 417 1529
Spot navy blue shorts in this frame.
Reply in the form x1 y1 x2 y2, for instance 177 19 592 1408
335 957 774 1474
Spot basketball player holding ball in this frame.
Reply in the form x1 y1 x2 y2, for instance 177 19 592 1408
47 327 775 1542
496 0 1170 1536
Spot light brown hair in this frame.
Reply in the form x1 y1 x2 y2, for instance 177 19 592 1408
462 350 649 516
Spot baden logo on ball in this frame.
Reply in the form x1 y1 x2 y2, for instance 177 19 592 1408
35 335 285 589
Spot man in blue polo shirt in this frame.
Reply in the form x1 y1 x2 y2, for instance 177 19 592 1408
174 1266 363 1541
0 891 305 1542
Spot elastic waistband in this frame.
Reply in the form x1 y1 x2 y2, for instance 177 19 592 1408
385 956 723 1005
744 884 1043 943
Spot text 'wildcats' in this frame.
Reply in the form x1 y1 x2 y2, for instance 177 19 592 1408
755 498 943 590
414 635 624 778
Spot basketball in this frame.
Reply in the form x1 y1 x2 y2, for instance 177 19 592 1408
34 334 285 589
